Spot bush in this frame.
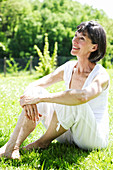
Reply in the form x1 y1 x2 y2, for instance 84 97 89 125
34 33 57 77
6 57 21 75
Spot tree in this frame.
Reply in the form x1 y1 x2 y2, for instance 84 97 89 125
0 0 113 68
0 0 41 58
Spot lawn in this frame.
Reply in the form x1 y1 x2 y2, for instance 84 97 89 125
0 70 113 170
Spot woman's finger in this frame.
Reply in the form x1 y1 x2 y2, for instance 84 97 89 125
24 104 41 122
32 104 39 121
24 106 30 120
25 105 32 120
29 105 35 122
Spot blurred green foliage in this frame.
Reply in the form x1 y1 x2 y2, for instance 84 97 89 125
0 0 113 67
6 57 21 74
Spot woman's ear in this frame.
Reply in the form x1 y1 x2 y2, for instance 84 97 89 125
91 44 98 52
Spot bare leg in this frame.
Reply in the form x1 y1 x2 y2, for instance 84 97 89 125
23 111 67 150
0 110 36 159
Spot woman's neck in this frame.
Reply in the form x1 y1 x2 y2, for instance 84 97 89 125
76 58 96 73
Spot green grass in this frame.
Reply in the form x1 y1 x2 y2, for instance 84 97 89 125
0 70 113 170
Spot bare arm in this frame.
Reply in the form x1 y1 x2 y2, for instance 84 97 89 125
41 71 109 105
20 71 109 107
24 63 65 91
21 63 65 121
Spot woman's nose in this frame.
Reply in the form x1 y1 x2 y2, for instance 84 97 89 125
72 37 78 44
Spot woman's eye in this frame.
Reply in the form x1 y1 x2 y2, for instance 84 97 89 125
80 37 85 40
74 34 77 37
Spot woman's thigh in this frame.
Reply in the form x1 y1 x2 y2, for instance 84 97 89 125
34 87 107 149
54 103 108 149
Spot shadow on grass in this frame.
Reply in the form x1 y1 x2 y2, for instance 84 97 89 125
0 142 91 169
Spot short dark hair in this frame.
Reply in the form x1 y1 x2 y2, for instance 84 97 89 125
77 21 106 63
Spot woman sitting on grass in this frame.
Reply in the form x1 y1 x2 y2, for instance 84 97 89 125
0 20 109 159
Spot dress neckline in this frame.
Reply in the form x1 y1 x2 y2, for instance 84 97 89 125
68 61 98 90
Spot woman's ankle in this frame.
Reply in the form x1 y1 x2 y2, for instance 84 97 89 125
4 142 20 152
37 138 51 149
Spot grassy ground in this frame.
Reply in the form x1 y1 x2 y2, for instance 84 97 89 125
0 70 113 170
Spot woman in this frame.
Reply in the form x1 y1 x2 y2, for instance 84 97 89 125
0 21 109 159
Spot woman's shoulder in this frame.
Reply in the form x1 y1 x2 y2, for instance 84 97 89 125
96 64 109 77
63 60 78 84
94 64 110 88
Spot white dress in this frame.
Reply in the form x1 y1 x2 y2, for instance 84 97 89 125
34 61 109 150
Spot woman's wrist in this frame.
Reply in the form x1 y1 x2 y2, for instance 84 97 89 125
39 93 53 103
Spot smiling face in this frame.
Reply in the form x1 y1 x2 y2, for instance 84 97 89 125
71 31 98 60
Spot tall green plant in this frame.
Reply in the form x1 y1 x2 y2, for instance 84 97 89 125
6 57 21 74
34 33 57 77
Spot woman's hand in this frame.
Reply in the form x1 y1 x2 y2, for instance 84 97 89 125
20 94 41 107
24 104 42 122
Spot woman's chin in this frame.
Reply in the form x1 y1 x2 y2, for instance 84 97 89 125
71 50 77 56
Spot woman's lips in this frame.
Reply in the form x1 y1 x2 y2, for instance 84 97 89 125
72 46 80 50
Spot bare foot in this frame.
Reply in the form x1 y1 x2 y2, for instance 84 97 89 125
22 140 50 151
0 144 20 159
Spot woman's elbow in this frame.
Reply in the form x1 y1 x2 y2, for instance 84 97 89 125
71 90 89 105
79 90 89 104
